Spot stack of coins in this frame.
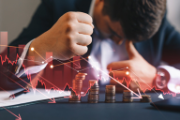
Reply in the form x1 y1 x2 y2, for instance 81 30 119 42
140 95 152 103
72 73 87 94
123 90 133 102
69 73 87 103
69 90 81 103
105 85 116 103
88 80 99 103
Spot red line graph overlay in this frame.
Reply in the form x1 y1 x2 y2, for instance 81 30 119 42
0 47 178 101
0 51 178 97
0 31 178 102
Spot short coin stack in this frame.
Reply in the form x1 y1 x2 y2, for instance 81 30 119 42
69 73 87 103
140 95 152 103
88 80 99 103
69 90 81 103
123 90 133 102
105 85 116 103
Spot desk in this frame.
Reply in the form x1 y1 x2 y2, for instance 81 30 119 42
0 93 180 120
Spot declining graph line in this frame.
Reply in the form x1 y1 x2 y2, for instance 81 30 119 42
38 75 62 91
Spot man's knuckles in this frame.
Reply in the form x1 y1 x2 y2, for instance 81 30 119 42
64 12 77 21
65 22 77 34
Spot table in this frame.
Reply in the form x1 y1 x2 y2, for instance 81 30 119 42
0 93 180 120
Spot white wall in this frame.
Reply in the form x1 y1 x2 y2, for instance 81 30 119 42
0 0 180 44
0 0 40 43
167 0 180 32
0 0 2 29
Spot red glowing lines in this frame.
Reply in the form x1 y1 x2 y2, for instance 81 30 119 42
0 38 174 99
130 70 164 97
55 59 78 71
111 74 142 98
0 64 59 103
54 57 88 68
80 56 143 98
0 54 20 66
0 45 25 49
38 75 62 91
33 49 46 61
0 49 174 98
132 88 142 99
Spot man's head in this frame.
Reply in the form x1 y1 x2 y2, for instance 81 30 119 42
93 0 166 44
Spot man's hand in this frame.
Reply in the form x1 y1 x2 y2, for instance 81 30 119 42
107 40 157 91
29 12 93 63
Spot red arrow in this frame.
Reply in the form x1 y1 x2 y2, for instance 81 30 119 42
2 107 22 120
132 88 142 99
48 98 56 103
16 114 22 120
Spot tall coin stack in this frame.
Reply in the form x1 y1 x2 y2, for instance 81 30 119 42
69 73 87 103
88 80 99 103
123 90 133 102
105 85 116 103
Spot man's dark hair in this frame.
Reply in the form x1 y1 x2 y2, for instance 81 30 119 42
103 0 167 41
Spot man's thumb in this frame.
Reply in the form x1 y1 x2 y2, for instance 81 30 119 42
125 40 140 59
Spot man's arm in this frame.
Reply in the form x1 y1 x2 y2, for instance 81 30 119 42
1 0 93 90
108 18 180 93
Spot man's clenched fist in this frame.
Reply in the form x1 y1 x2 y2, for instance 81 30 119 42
29 12 94 62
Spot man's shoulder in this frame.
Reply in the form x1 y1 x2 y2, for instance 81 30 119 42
152 13 172 40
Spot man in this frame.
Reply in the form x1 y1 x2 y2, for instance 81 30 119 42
1 0 180 92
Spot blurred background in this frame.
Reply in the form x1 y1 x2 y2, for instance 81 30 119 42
0 0 180 44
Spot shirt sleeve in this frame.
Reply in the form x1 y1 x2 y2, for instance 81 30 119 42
158 65 180 93
15 40 48 78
